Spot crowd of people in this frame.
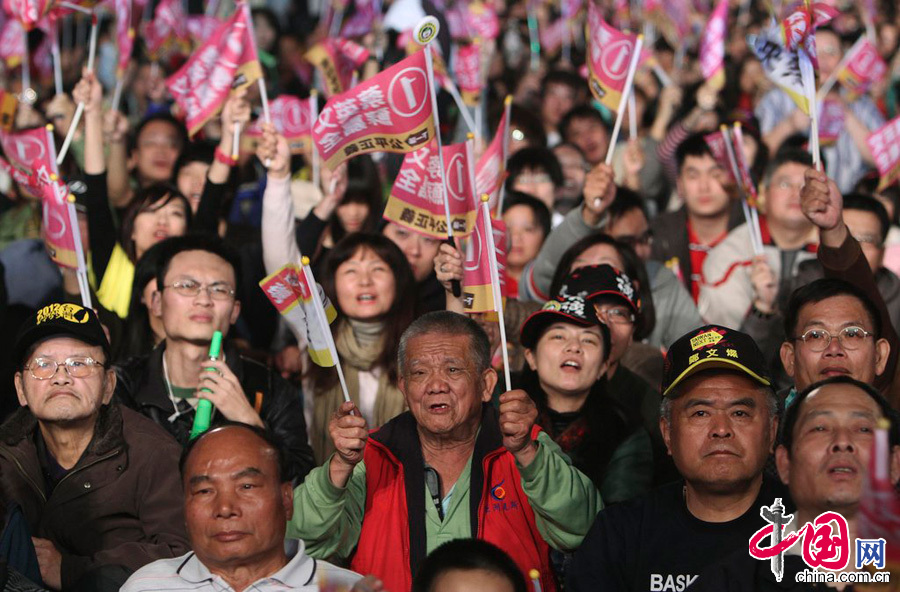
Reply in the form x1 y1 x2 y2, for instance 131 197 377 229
1 0 900 589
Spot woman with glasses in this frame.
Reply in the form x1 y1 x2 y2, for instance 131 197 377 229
516 285 652 502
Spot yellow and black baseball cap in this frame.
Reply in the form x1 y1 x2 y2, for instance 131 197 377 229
14 303 110 367
662 325 771 396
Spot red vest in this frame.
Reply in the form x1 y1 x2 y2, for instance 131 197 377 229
349 406 556 592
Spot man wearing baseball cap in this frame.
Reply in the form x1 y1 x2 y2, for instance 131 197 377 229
569 325 786 591
1 303 188 591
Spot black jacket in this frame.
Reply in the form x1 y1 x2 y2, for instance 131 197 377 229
0 404 188 589
114 341 315 484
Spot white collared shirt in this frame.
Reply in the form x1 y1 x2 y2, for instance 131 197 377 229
120 540 361 591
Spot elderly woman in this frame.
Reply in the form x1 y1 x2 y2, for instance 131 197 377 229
517 280 652 503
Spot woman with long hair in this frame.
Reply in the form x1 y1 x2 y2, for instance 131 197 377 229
307 232 417 462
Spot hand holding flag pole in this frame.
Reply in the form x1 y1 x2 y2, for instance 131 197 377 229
417 17 463 297
600 34 644 207
57 12 100 165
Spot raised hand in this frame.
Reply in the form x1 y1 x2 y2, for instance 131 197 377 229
582 163 616 225
498 389 538 466
328 401 368 487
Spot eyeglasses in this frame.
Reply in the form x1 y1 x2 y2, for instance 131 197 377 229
616 230 653 248
791 326 873 352
596 306 635 325
24 357 106 380
164 280 235 300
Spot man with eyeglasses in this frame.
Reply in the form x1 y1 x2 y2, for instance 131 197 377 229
2 302 189 591
114 235 315 484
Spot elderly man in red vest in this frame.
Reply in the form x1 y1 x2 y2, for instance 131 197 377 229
288 311 601 592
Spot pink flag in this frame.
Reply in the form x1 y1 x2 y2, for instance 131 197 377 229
113 0 135 75
340 0 378 38
539 18 565 56
462 207 507 313
166 4 262 136
453 42 482 106
700 0 727 89
2 0 51 30
703 129 738 185
186 15 221 42
142 0 188 59
446 0 499 41
818 98 844 146
244 96 313 154
304 38 369 98
836 38 888 101
867 115 900 191
730 124 760 208
475 103 509 211
0 126 53 176
33 160 80 268
312 49 436 169
32 32 51 78
586 3 640 114
0 18 23 67
383 139 477 239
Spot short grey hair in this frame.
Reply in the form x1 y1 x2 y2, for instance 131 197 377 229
659 370 779 424
398 311 492 377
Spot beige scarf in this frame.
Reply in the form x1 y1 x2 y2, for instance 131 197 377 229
312 320 407 463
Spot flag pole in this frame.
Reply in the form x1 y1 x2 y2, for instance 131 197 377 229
721 124 763 255
52 20 63 95
21 26 31 100
604 35 643 166
798 49 821 169
628 92 637 141
417 17 462 297
310 89 321 191
599 34 643 207
481 194 511 392
57 12 99 165
495 95 513 213
46 123 92 308
732 122 764 252
816 36 864 102
301 257 351 404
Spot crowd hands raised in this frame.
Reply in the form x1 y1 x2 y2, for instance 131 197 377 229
1 0 900 589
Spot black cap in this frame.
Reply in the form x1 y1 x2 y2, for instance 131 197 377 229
559 264 640 313
14 303 110 367
520 293 601 349
662 325 771 396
